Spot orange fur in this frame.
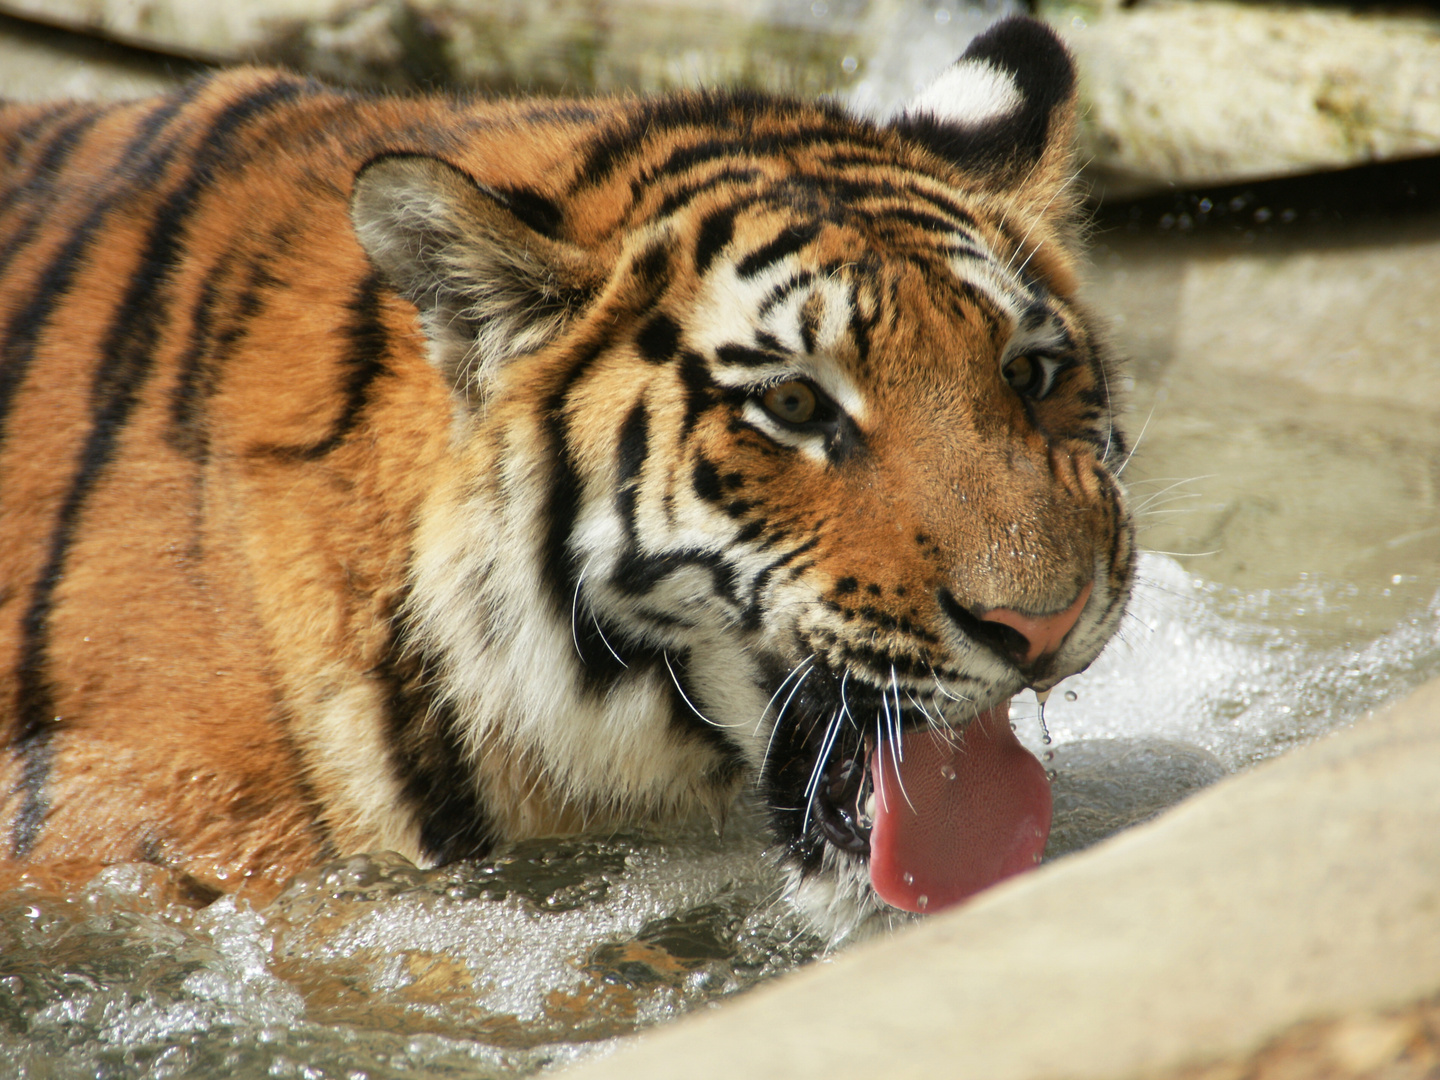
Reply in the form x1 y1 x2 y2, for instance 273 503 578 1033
0 25 1133 925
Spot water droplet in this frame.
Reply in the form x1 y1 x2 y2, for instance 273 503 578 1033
935 8 952 24
1063 690 1078 702
840 55 858 74
902 872 914 886
916 894 929 910
940 763 957 781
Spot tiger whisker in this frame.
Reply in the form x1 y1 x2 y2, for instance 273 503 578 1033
1115 398 1159 479
760 662 815 778
801 707 845 837
663 651 715 726
756 655 816 737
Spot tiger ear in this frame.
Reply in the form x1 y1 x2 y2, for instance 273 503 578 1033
891 17 1079 218
350 154 601 407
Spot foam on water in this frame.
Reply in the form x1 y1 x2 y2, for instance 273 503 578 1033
1015 553 1440 767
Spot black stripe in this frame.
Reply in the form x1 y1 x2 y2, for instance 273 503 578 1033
677 350 715 438
876 205 970 236
715 343 784 368
614 399 649 537
631 239 672 294
0 109 103 242
8 77 305 844
611 544 740 605
635 312 680 365
757 270 814 318
0 84 205 459
494 184 564 238
615 400 650 489
694 200 741 276
625 125 868 210
376 605 495 865
570 90 843 193
738 535 820 630
537 337 609 641
167 250 241 460
736 222 820 279
691 454 724 504
168 218 296 459
654 167 761 220
9 727 53 858
2 103 77 169
257 271 390 461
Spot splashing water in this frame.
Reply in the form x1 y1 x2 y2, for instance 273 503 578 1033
3 551 1435 1078
1018 553 1440 768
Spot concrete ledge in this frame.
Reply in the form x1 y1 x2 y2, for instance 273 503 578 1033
566 676 1440 1079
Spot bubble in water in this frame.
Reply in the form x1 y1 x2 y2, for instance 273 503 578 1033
940 764 957 781
1064 690 1078 702
902 872 914 886
916 895 929 910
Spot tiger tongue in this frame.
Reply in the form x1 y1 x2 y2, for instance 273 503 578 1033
868 702 1052 914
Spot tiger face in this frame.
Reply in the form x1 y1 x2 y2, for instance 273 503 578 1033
352 19 1132 936
0 17 1131 940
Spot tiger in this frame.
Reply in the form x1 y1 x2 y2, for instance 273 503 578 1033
0 16 1133 940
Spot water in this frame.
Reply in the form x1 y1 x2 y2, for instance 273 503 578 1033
4 551 1436 1078
6 4 1440 1077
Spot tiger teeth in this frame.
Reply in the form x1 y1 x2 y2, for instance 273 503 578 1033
859 793 875 828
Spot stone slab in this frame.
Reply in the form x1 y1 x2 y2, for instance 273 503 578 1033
1051 1 1440 196
8 0 1439 191
564 674 1440 1080
0 10 193 100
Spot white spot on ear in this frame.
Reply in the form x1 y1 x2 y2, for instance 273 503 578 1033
908 58 1021 128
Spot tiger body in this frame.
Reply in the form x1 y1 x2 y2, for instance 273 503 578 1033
0 19 1133 935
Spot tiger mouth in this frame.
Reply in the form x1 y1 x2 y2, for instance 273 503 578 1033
769 673 1053 916
811 739 873 857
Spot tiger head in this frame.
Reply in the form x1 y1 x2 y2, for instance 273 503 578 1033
351 17 1133 940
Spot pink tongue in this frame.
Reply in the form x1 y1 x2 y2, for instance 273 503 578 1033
868 703 1052 914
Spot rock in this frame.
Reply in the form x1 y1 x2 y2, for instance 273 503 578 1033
1048 0 1440 196
564 675 1440 1080
0 9 193 101
6 0 1440 192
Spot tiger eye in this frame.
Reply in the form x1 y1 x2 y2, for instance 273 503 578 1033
1003 355 1036 394
762 380 818 425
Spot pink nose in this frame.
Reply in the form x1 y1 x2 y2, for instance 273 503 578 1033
978 582 1093 665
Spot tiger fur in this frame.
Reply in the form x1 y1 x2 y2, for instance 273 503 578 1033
0 17 1134 938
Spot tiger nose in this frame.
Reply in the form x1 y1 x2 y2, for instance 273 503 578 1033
978 581 1093 665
